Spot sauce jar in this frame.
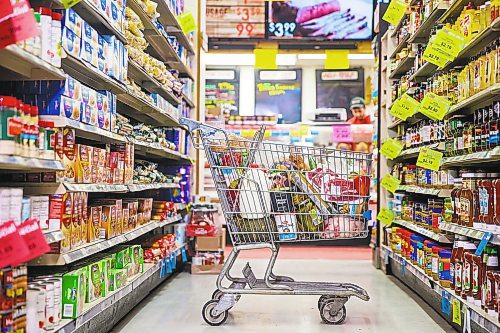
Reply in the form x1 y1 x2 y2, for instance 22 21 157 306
439 249 452 288
424 241 438 275
432 246 444 281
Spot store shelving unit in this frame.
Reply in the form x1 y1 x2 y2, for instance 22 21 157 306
377 1 500 331
0 155 64 171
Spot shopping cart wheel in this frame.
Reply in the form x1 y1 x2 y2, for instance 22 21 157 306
212 290 224 301
202 300 228 326
319 301 347 325
318 295 332 310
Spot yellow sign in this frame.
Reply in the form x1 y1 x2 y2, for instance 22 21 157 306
381 174 401 193
377 208 395 226
177 11 197 34
420 92 450 120
390 94 420 120
380 139 404 160
299 125 309 136
416 147 443 171
452 299 462 325
382 0 408 26
325 50 349 70
254 49 278 69
422 42 451 68
61 0 81 8
433 28 465 58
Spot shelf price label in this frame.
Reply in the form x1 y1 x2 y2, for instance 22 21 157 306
475 232 493 255
0 221 29 269
177 11 197 34
380 138 404 160
422 43 451 68
433 28 465 58
390 94 420 120
382 0 408 26
377 208 395 226
381 174 401 193
417 147 443 171
452 298 462 325
61 0 81 8
419 92 451 120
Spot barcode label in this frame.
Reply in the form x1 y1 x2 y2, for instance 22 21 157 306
63 304 74 318
100 229 106 239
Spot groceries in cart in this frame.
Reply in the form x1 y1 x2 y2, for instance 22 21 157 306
205 131 371 241
186 204 218 236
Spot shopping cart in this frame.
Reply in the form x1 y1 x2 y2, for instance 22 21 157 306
181 118 372 326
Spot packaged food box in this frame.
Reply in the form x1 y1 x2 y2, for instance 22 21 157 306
61 269 86 318
62 128 76 183
54 75 82 101
74 145 92 183
97 35 107 74
82 21 98 47
102 35 120 80
62 8 82 38
81 85 97 109
102 256 113 293
81 192 89 245
40 95 81 121
90 148 100 183
85 261 104 303
81 104 98 126
109 2 122 32
71 192 83 248
61 27 81 58
122 208 129 233
109 269 124 291
128 245 142 275
115 206 123 235
87 206 101 242
98 0 111 18
100 205 116 239
48 193 72 253
80 40 98 68
114 247 130 269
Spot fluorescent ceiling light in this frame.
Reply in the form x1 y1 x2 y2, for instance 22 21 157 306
348 53 375 60
204 53 254 66
276 54 297 66
298 53 374 60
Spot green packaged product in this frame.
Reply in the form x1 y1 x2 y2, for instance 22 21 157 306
86 261 104 302
61 269 86 318
129 245 142 276
114 248 130 269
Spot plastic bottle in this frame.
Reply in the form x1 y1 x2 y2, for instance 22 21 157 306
462 242 478 300
51 12 62 67
34 7 52 63
485 247 498 314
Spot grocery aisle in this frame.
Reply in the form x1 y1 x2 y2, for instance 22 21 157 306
112 248 454 333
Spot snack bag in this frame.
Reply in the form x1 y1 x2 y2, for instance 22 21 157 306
274 214 297 241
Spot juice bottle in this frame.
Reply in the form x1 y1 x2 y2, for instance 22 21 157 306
474 109 482 152
473 55 482 95
482 107 490 151
494 176 500 232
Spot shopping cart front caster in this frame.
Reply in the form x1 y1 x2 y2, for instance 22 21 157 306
212 290 224 301
202 300 228 326
319 299 347 325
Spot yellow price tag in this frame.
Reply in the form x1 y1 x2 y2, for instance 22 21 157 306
422 43 451 68
381 174 401 193
290 128 300 137
433 28 465 58
254 49 278 69
380 139 404 160
177 11 197 34
377 208 395 225
420 92 450 120
382 0 408 26
241 129 254 137
390 94 420 120
299 124 309 136
325 50 349 69
452 299 462 325
61 0 81 8
417 147 443 171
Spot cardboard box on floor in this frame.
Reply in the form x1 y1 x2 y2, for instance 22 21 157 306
191 263 224 275
195 228 226 251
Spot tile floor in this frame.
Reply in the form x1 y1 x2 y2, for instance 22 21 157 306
112 247 456 333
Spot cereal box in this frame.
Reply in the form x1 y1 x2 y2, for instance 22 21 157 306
100 205 116 239
75 145 92 183
121 208 129 233
87 206 101 242
61 269 86 319
85 262 104 303
62 128 76 183
48 193 72 253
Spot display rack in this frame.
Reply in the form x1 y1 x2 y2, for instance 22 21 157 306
376 0 500 331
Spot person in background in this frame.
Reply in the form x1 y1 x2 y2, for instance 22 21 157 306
347 97 371 124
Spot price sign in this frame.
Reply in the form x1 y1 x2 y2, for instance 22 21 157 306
177 11 197 34
377 208 395 226
206 0 265 38
0 221 30 269
390 94 420 120
422 42 451 68
475 232 493 255
382 0 408 26
61 0 81 8
331 124 353 142
381 174 401 193
380 138 404 160
433 28 465 58
452 298 462 325
181 248 188 262
416 147 443 171
441 291 451 315
0 0 41 49
268 22 297 38
420 92 450 120
11 219 50 266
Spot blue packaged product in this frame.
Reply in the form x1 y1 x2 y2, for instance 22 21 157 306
98 0 110 18
97 35 107 73
49 75 82 101
81 104 98 126
20 81 52 95
101 35 119 79
80 40 98 68
62 27 81 58
42 95 81 121
81 85 97 108
121 43 128 82
62 8 83 37
82 21 98 47
110 2 120 31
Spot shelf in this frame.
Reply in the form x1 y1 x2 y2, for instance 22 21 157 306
127 182 180 192
169 58 195 80
441 146 500 167
152 0 194 53
410 62 438 82
395 142 445 161
0 155 64 172
382 245 500 333
62 54 127 95
439 222 500 245
390 33 411 59
43 230 65 244
0 45 66 80
442 18 500 72
175 203 187 211
8 181 180 194
392 219 452 243
396 185 452 198
64 183 128 192
438 0 479 24
30 215 183 266
182 93 195 108
389 55 415 79
446 83 500 117
127 60 180 106
116 91 180 127
51 243 186 333
72 0 127 44
408 2 449 43
39 116 187 162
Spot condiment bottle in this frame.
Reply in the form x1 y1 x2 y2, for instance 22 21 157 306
433 246 444 281
472 251 484 305
485 247 498 315
451 177 463 225
0 96 20 155
455 241 466 293
494 176 500 232
460 173 479 228
439 250 452 288
451 236 468 291
462 242 477 300
489 102 499 148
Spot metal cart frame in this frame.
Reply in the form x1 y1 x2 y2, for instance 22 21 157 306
181 118 372 326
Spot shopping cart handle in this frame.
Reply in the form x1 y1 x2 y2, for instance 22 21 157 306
180 117 220 135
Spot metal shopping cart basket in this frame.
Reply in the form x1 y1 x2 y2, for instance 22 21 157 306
181 118 373 326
